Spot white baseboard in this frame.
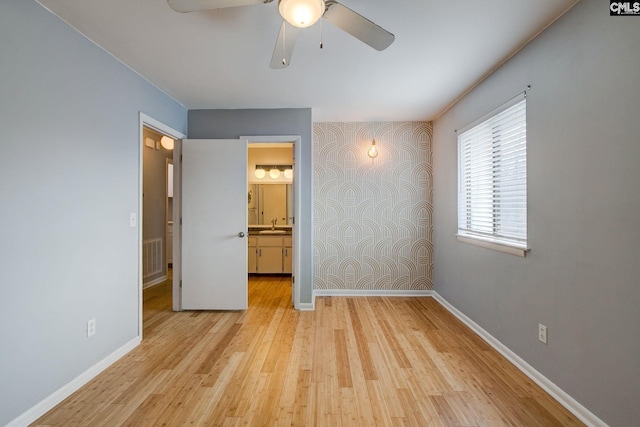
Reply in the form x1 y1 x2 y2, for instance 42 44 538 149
314 289 434 297
305 289 434 311
143 275 167 289
297 302 315 311
7 336 141 427
432 292 607 427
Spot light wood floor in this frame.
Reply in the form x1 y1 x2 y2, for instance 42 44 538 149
34 276 583 426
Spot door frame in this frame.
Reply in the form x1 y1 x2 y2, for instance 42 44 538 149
172 135 302 310
138 113 186 336
242 135 302 309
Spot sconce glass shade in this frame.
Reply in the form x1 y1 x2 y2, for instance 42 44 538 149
368 139 379 158
254 168 266 179
269 168 281 179
278 0 325 28
284 168 293 179
160 135 174 150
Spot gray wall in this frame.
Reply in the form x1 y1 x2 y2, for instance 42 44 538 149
0 1 187 424
432 0 640 425
188 109 313 303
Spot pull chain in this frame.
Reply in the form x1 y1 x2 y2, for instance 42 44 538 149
282 23 287 65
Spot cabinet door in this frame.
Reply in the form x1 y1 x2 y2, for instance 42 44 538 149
257 247 283 273
248 248 257 273
248 237 257 273
283 246 292 274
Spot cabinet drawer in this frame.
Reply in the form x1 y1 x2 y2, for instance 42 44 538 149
248 237 257 247
257 236 282 247
283 237 292 247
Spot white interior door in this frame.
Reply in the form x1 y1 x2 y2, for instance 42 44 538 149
181 139 248 310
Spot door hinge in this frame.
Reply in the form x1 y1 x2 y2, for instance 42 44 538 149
292 276 295 284
292 216 295 225
179 280 182 288
180 154 183 162
180 217 182 226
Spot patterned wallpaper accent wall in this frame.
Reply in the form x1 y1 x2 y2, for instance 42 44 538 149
313 122 433 291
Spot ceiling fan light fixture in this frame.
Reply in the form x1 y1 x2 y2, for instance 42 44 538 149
278 0 325 28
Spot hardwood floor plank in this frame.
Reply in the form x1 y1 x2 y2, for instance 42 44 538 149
369 298 413 369
346 298 378 381
290 368 312 425
367 342 407 419
397 387 431 426
33 275 584 426
334 329 353 388
364 380 394 427
434 394 470 427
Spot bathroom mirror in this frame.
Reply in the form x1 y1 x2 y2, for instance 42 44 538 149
248 184 293 226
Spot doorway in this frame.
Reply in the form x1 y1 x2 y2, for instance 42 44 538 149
169 135 303 311
244 136 301 308
247 143 294 300
141 126 175 322
138 113 185 338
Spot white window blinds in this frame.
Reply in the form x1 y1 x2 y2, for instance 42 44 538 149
457 93 527 250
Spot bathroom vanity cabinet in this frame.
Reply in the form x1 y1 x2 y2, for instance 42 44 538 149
248 235 292 274
248 237 257 273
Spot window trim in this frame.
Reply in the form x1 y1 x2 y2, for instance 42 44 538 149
456 234 528 257
456 92 529 257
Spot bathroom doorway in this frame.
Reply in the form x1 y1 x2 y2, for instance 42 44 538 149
246 140 297 306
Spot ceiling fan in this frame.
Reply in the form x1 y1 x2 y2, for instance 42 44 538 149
167 0 395 68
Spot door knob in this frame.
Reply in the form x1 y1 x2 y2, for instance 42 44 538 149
237 232 245 238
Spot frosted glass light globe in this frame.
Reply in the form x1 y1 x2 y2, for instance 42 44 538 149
279 0 325 28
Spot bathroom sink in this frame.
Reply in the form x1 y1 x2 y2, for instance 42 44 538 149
258 230 286 235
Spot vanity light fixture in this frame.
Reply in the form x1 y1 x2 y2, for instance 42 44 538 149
254 167 266 179
269 168 281 179
255 164 293 180
278 0 325 28
368 139 379 158
160 135 175 150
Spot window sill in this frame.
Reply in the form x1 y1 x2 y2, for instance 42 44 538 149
456 234 529 257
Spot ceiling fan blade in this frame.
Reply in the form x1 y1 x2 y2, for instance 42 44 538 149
323 0 394 51
270 21 300 69
167 0 269 13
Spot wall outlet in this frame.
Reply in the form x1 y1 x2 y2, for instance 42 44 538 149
87 319 96 337
129 212 137 228
538 323 547 344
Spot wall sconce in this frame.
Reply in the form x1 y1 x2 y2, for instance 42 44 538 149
255 165 293 179
368 139 379 158
160 135 175 150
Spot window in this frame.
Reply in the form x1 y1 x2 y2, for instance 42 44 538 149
457 93 527 257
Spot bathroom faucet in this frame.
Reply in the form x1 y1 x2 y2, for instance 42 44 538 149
271 217 277 230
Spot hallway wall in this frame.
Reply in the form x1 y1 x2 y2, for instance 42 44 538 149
0 1 187 424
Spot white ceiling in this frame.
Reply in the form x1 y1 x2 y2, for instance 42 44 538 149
37 0 577 121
